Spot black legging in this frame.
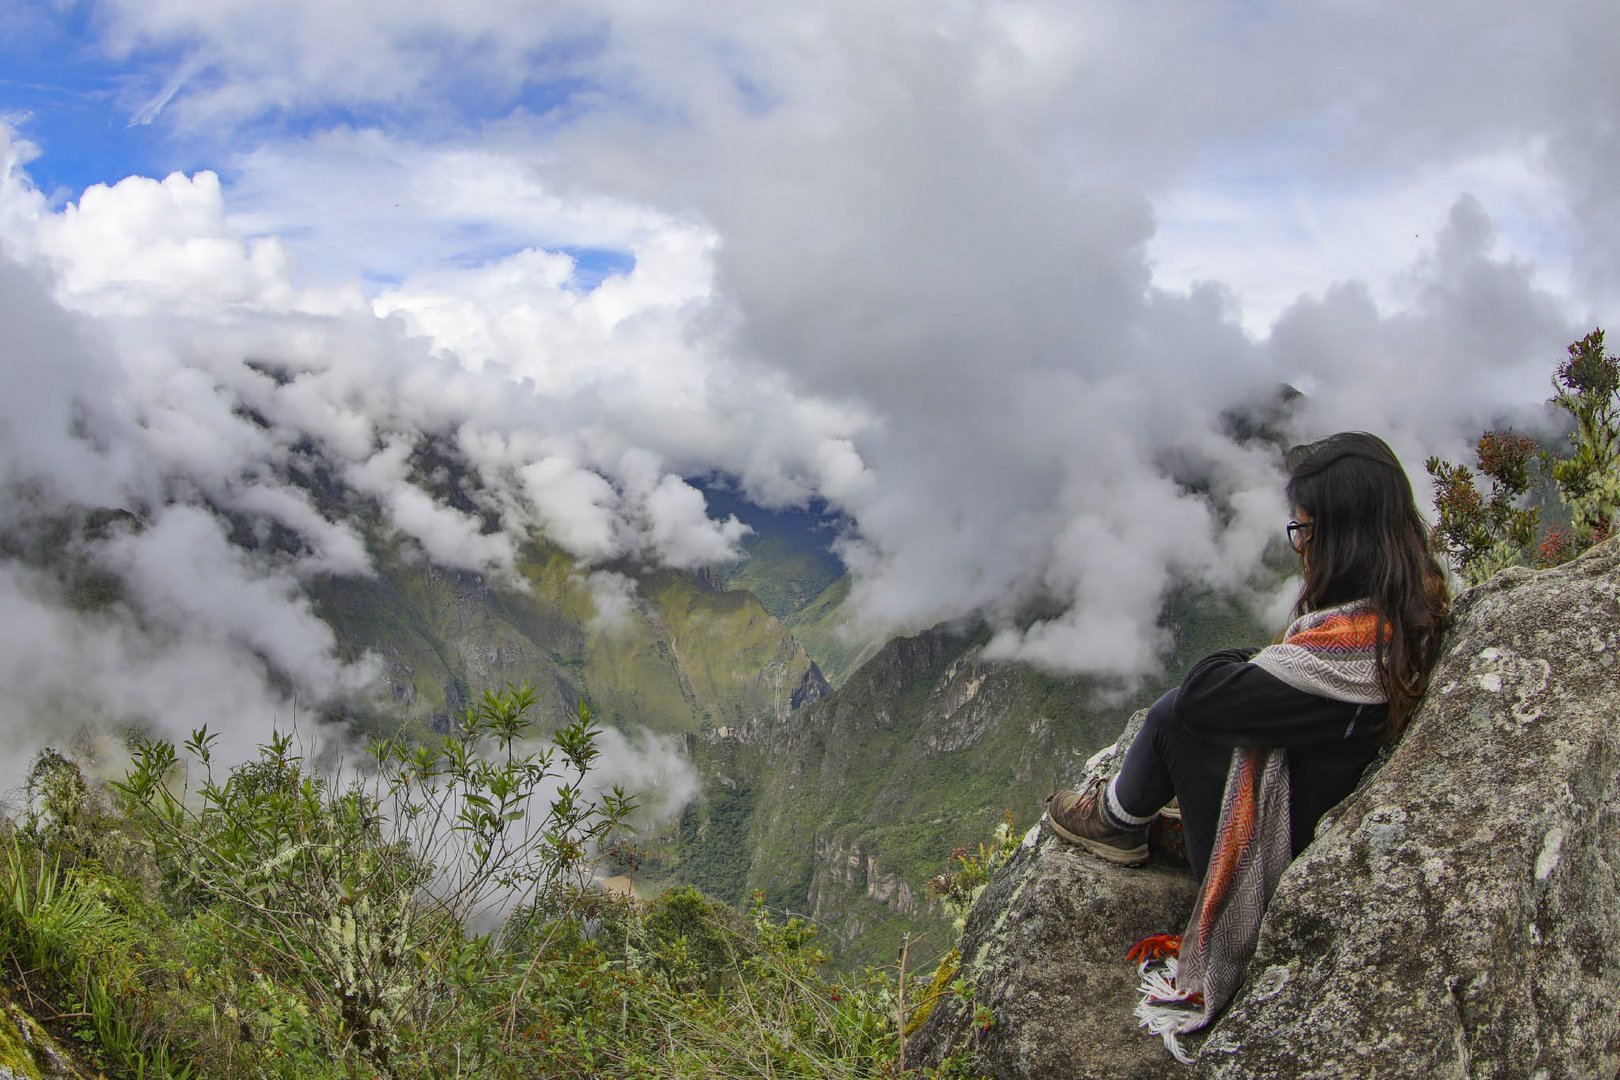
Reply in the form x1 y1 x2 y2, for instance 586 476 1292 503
1112 688 1231 882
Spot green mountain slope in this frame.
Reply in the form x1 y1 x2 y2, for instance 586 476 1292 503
781 574 888 687
703 488 846 623
310 536 823 740
672 587 1272 969
696 486 891 687
252 445 829 738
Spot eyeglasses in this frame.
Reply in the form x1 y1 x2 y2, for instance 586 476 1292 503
1286 520 1313 552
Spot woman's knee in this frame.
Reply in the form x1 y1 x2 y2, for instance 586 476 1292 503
1141 688 1180 746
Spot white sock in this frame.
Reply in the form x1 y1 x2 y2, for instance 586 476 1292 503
1105 776 1158 828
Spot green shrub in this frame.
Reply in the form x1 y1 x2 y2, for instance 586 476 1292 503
1428 328 1620 583
113 684 634 1074
0 830 192 1077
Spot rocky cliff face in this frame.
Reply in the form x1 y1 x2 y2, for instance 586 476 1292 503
908 706 1198 1078
678 624 1137 963
913 536 1620 1078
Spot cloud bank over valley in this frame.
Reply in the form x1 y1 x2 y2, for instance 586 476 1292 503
0 1 1611 776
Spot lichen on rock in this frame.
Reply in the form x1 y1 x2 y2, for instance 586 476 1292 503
0 993 95 1079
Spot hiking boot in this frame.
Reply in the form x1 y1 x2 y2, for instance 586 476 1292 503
1045 780 1149 866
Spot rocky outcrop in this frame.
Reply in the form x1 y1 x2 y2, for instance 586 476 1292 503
913 537 1620 1078
808 833 921 927
1204 537 1620 1077
908 709 1198 1078
790 661 832 710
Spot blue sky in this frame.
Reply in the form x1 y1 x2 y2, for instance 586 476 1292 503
0 4 174 197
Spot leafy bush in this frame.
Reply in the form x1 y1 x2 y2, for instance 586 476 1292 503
114 684 633 1071
1428 429 1543 584
1546 329 1620 547
0 828 192 1077
1428 328 1620 583
624 891 901 1078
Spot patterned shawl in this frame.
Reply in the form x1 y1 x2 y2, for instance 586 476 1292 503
1132 599 1386 1065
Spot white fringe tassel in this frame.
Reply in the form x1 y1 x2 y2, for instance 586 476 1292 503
1134 957 1200 1066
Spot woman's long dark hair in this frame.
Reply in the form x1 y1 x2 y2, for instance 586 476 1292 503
1285 432 1449 740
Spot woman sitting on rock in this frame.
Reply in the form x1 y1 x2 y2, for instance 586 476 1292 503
1043 432 1449 1048
1047 431 1448 874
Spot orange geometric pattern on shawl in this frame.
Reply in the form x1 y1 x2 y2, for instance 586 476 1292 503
1194 605 1382 955
1282 607 1383 655
1192 747 1262 952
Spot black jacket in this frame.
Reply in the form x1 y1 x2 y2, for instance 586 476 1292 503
1174 647 1385 856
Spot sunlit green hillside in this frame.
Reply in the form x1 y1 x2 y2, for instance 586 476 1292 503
311 535 823 739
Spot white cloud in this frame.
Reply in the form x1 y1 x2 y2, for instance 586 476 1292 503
227 128 683 292
615 449 748 569
1273 196 1576 447
98 505 374 696
586 725 699 826
583 570 639 634
0 561 342 784
345 437 517 576
36 170 301 314
3 0 1613 712
517 454 624 563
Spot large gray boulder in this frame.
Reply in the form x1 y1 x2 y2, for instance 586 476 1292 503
908 711 1199 1079
1204 537 1620 1077
914 536 1620 1078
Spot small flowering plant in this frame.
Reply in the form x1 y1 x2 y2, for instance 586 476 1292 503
925 810 1022 929
1428 328 1620 583
1427 429 1541 586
